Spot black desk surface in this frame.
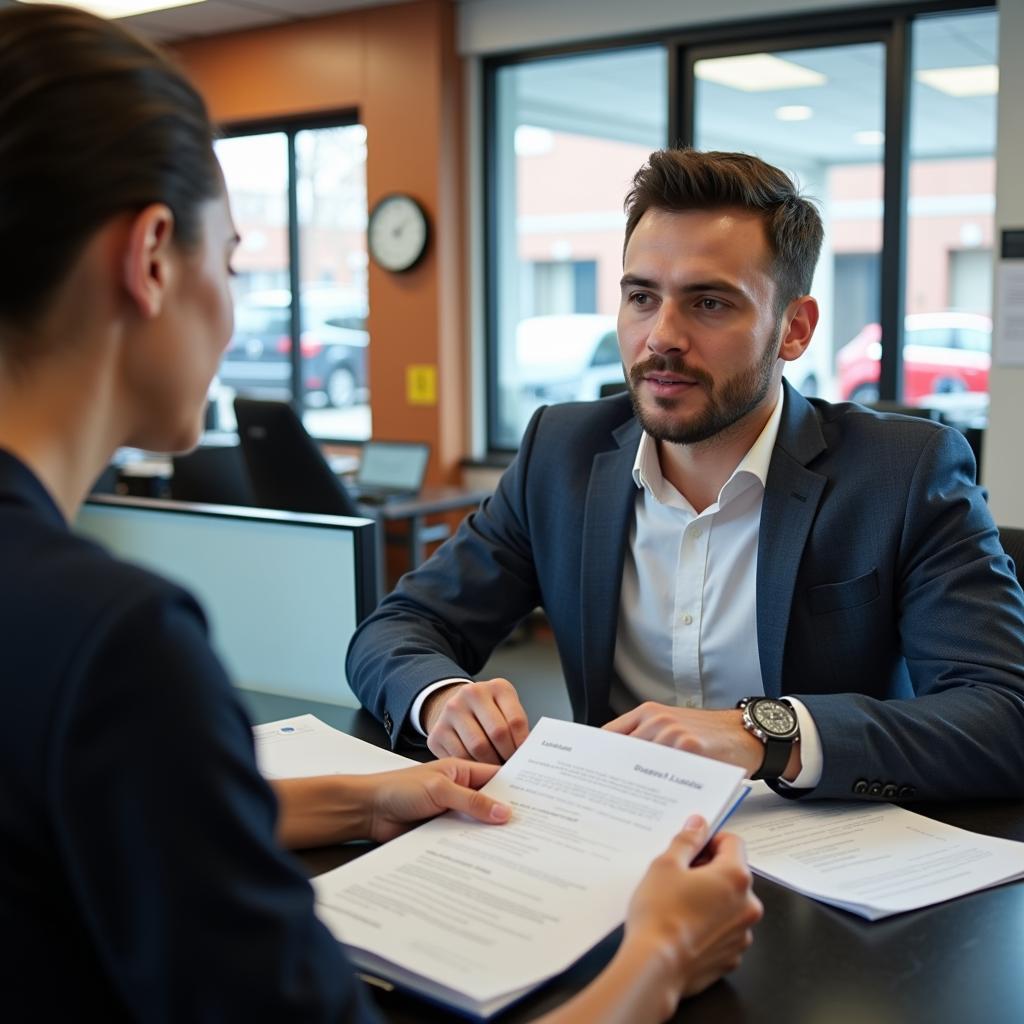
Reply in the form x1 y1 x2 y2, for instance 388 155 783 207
242 692 1024 1024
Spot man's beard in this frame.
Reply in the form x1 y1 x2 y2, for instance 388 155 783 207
626 330 781 446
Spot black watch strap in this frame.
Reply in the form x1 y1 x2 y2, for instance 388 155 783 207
751 737 793 781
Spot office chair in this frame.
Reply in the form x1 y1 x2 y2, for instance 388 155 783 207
998 526 1024 589
233 397 361 517
89 464 120 496
170 444 255 507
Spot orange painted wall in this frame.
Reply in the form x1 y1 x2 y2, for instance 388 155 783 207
173 0 466 484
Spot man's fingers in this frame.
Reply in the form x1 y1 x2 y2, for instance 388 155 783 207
449 714 504 765
432 679 528 763
465 701 519 761
493 686 530 747
463 680 528 760
427 727 472 762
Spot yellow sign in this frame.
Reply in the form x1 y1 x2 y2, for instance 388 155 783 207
406 364 438 406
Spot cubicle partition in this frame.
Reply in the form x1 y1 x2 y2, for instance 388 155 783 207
75 496 376 708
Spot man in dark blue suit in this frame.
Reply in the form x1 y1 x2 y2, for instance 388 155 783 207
348 149 1024 801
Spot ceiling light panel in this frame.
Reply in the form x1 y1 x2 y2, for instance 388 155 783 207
774 105 813 121
694 54 827 93
915 65 999 98
17 0 206 18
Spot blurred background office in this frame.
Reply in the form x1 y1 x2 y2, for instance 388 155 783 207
19 0 1022 531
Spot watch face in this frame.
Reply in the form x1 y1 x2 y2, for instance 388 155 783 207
368 194 428 272
751 700 797 736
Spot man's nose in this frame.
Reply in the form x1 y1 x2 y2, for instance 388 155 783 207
648 301 689 355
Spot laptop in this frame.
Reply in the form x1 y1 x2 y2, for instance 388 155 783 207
348 441 430 505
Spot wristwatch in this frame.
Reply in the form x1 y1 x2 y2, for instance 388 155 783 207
737 697 800 781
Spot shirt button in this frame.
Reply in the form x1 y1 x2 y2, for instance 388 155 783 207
685 698 698 708
682 613 693 625
691 527 703 539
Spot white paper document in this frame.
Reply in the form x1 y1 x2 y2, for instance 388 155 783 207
730 782 1024 920
994 261 1024 367
252 714 416 779
312 717 748 1019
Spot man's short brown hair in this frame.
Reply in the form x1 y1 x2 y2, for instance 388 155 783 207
624 149 824 313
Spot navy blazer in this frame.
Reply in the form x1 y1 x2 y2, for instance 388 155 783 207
0 450 378 1021
348 383 1024 801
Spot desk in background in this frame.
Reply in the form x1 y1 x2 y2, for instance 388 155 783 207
359 485 491 590
101 446 490 599
245 691 1024 1024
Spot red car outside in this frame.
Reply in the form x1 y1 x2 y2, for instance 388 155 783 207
837 312 991 405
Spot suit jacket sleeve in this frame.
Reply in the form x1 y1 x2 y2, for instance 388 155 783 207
787 424 1024 801
346 407 549 743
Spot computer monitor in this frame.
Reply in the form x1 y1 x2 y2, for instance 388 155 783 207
75 495 377 707
353 440 430 500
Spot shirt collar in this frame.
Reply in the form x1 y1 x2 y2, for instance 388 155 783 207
631 383 785 505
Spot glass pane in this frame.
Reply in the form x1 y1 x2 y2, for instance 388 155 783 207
492 46 667 448
214 132 290 431
903 10 997 426
694 42 886 405
296 124 370 440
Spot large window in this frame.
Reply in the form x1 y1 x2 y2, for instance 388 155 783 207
489 47 667 448
693 40 886 402
485 5 998 450
214 121 369 440
901 9 997 426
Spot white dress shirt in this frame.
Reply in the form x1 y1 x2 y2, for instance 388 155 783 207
611 386 821 788
413 387 822 788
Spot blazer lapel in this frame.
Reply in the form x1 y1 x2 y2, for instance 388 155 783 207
758 384 828 697
579 417 640 723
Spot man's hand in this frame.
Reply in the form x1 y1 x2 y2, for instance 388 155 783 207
422 677 530 764
360 759 510 843
603 703 801 781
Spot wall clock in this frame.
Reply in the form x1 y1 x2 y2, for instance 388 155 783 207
367 193 429 272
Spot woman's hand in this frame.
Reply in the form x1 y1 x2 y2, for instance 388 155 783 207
535 815 762 1024
362 758 510 842
271 758 510 849
623 816 763 1005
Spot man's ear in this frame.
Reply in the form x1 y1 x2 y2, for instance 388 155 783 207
778 295 819 363
122 204 176 319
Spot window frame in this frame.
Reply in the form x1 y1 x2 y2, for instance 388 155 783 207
218 111 366 443
482 0 996 453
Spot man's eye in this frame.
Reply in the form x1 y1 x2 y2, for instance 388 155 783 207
630 293 650 306
698 297 724 311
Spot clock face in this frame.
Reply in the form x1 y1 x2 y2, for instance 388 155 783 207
368 194 428 272
752 701 797 735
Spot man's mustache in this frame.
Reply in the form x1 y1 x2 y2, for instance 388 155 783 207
628 355 714 390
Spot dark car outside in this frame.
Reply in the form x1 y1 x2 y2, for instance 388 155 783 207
219 289 369 408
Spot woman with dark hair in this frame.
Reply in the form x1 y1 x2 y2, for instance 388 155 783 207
0 5 760 1020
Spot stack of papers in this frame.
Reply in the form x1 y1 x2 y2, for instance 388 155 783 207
311 717 748 1019
730 782 1024 920
253 714 416 778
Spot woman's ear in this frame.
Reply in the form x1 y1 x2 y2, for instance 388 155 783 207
122 204 175 319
